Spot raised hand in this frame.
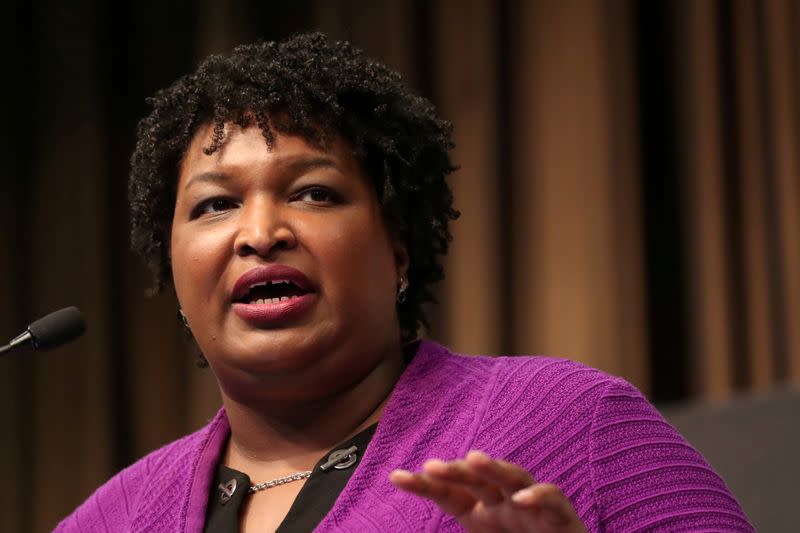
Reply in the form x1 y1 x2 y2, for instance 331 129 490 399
389 450 589 533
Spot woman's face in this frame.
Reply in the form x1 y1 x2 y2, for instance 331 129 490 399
171 123 407 401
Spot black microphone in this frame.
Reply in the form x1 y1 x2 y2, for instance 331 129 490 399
0 306 86 356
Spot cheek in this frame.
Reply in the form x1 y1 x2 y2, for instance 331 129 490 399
171 225 233 307
305 214 397 306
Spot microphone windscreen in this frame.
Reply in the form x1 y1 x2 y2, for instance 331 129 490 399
28 307 86 350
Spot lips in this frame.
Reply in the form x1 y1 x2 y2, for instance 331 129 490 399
231 265 318 325
232 265 314 301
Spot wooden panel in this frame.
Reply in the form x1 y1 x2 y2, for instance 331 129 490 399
27 2 114 528
680 0 734 399
127 275 192 457
432 0 501 355
605 0 649 390
195 0 246 57
764 0 800 381
733 0 776 389
313 0 417 86
511 0 646 385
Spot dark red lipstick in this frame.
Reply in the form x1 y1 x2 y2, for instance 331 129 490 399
231 265 317 325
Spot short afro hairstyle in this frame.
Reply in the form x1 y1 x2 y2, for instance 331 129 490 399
129 32 459 341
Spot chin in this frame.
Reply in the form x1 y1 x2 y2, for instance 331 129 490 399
224 325 339 372
213 332 365 403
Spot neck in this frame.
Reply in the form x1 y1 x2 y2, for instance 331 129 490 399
221 347 404 469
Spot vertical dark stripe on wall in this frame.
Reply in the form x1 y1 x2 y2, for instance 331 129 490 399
8 3 36 531
412 0 434 100
789 2 800 227
243 0 313 42
753 2 789 381
716 1 749 390
633 0 690 403
95 0 134 471
496 0 514 355
409 0 443 333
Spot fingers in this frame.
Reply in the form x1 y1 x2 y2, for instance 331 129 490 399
390 451 536 511
392 454 587 533
511 483 580 527
465 450 535 494
422 459 505 504
389 469 477 516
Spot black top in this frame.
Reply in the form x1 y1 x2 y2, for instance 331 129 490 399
204 423 378 533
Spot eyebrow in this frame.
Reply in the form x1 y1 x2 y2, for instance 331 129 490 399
183 171 228 191
285 156 339 174
183 156 339 191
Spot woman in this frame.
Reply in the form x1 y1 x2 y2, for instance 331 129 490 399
57 33 752 532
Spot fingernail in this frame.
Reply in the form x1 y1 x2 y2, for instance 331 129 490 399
466 450 489 462
389 470 413 482
422 459 446 471
512 487 536 504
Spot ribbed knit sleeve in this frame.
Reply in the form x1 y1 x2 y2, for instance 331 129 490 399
448 355 753 533
588 378 753 532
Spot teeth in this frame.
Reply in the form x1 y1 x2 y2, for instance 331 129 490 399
248 280 292 290
249 295 299 305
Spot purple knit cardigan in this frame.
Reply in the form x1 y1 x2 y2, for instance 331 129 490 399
55 341 753 532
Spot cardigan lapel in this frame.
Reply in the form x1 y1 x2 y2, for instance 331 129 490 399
129 409 229 533
315 341 496 532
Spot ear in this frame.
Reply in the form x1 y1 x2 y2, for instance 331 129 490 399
392 237 410 280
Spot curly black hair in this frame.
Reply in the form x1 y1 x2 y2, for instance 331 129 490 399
129 32 459 341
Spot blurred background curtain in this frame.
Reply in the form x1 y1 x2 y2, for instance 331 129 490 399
0 0 798 531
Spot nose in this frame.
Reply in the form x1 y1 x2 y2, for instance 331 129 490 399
233 198 297 257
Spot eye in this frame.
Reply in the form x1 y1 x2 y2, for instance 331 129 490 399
190 197 238 219
293 186 340 204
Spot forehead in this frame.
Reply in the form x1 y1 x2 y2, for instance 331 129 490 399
179 122 352 178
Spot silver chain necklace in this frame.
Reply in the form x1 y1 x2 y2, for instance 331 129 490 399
248 444 358 493
248 470 313 493
219 445 360 503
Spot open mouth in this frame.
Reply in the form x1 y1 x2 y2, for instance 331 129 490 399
234 280 312 305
